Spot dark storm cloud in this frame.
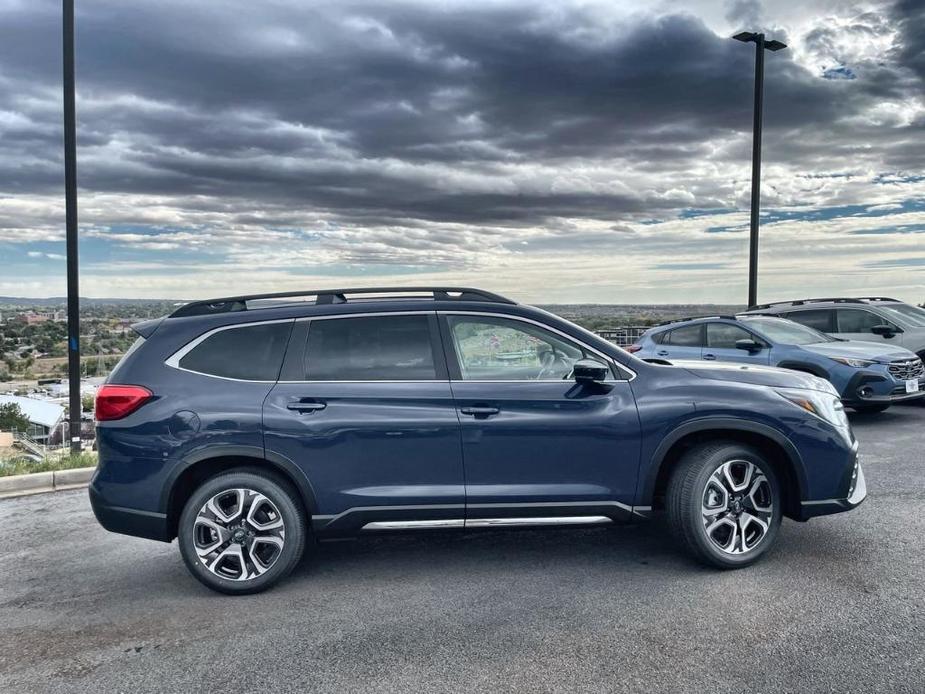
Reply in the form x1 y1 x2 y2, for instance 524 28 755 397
0 0 921 231
892 0 925 82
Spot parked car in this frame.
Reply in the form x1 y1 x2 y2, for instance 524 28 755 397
91 287 865 594
630 314 925 413
742 297 925 361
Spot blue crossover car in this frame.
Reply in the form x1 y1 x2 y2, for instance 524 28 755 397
91 287 866 594
631 315 925 413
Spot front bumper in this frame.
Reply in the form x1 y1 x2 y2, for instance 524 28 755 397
799 443 867 519
841 371 925 407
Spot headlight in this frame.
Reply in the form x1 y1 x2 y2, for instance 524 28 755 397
776 387 852 438
831 357 876 368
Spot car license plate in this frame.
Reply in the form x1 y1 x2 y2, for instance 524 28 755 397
906 380 920 394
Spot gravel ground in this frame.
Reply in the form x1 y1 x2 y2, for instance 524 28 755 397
1 405 923 693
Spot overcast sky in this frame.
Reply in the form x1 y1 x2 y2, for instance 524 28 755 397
1 0 923 303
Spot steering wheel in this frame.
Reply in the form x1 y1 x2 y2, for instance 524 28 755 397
536 350 567 380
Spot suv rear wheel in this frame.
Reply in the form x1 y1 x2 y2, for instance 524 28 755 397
178 471 306 594
667 442 782 569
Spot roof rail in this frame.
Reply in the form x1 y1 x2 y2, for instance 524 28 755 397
747 297 866 311
170 286 516 318
854 296 900 302
655 314 739 327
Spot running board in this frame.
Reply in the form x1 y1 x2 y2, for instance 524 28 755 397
362 516 612 531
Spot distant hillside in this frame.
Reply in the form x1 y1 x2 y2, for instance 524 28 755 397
0 297 181 307
538 303 746 330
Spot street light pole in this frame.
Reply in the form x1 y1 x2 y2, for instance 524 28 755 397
63 0 81 454
733 31 786 308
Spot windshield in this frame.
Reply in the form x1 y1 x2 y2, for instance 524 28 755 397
741 317 835 345
878 304 925 328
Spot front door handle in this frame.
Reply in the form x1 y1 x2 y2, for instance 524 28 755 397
460 406 500 417
287 400 327 413
703 353 717 360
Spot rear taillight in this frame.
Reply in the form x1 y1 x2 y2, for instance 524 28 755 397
95 385 153 421
625 344 643 354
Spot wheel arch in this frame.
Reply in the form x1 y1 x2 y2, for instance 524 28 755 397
162 445 318 540
642 419 807 520
775 360 829 378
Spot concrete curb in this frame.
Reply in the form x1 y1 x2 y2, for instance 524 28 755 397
0 466 95 499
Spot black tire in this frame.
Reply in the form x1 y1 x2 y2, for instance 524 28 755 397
178 470 306 595
666 441 782 569
851 404 890 414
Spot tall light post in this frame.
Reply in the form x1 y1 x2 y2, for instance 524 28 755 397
733 31 787 308
63 0 81 453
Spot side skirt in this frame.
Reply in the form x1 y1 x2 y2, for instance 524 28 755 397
312 500 648 537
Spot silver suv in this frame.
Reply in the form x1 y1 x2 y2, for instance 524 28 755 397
743 297 925 360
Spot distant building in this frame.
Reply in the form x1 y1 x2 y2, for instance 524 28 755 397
0 394 65 443
21 312 49 325
16 310 65 324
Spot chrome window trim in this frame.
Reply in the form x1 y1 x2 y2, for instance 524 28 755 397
164 318 295 383
295 310 431 322
164 309 636 384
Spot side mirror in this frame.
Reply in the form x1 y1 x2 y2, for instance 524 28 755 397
735 338 763 353
871 324 897 338
573 359 610 384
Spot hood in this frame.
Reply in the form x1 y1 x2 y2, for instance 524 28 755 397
800 340 914 364
666 360 835 393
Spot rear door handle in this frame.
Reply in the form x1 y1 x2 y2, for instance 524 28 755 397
460 406 500 416
703 353 717 361
287 400 327 413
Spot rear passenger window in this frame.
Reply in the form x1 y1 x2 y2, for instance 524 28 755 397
784 310 834 332
304 315 437 381
667 324 704 346
178 322 292 380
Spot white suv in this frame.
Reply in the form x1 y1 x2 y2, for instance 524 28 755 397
743 297 925 360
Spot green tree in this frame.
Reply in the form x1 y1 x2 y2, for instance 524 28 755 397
0 403 30 432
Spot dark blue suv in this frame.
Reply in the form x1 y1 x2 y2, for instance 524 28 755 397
90 287 866 594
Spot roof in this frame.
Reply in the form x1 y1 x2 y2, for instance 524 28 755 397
0 395 65 429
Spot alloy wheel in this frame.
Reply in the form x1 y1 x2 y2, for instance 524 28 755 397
700 460 774 555
193 488 286 581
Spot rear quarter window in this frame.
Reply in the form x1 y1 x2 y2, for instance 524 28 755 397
177 321 293 381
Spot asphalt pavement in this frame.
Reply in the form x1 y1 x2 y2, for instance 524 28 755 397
1 405 923 693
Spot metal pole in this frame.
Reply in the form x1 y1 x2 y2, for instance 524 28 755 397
747 33 765 308
63 0 81 454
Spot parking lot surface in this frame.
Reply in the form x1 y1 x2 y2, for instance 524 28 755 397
1 405 923 693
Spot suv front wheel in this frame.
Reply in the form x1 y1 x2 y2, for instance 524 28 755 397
667 442 782 569
178 470 307 594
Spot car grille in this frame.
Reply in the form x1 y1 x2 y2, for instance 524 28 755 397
889 358 925 380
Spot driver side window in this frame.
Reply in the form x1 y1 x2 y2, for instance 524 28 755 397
446 315 593 381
